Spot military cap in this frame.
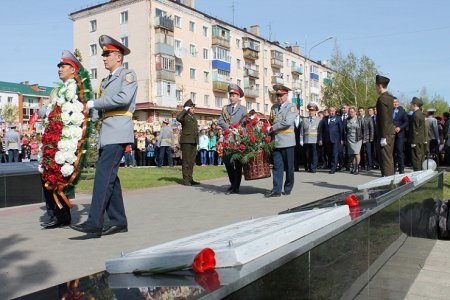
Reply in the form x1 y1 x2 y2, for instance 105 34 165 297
427 108 436 113
99 35 131 56
163 119 169 124
9 124 17 129
57 50 83 70
273 84 291 95
228 83 244 97
375 75 390 86
307 102 319 111
410 97 423 107
183 99 196 108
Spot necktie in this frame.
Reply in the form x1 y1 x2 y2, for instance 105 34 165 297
328 118 331 124
393 109 398 119
309 117 312 123
231 106 234 113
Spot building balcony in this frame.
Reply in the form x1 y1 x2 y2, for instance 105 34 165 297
154 15 174 31
310 73 319 80
156 69 175 82
242 37 260 52
244 87 259 98
212 81 229 93
324 78 333 85
271 76 284 85
155 43 174 56
243 48 259 60
291 82 302 90
270 57 283 68
211 36 230 49
245 68 259 79
291 66 303 75
154 94 178 107
212 60 231 72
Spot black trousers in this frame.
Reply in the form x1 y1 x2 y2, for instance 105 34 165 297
224 154 243 190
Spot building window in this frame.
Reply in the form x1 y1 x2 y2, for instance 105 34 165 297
236 38 240 48
203 48 208 60
175 39 181 50
121 36 128 47
204 94 210 106
90 44 97 56
256 103 260 111
90 68 97 79
7 96 13 103
120 11 128 24
203 26 208 37
256 64 259 71
189 44 197 56
264 67 268 76
174 15 181 28
176 89 182 102
175 64 182 76
212 46 230 62
265 104 268 112
246 102 253 111
123 62 129 69
286 58 289 67
256 84 260 91
161 56 174 70
189 21 195 32
190 68 196 80
236 59 241 69
237 79 241 86
190 92 197 103
204 71 209 82
292 61 296 68
286 75 290 82
90 20 97 32
310 65 318 73
215 97 223 108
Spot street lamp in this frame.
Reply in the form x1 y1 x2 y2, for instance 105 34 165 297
307 36 334 59
295 89 302 113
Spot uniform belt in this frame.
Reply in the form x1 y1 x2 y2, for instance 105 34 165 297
103 110 133 118
279 129 294 134
305 132 318 135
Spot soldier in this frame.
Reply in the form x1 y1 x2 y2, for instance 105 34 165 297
4 124 20 162
176 99 200 186
375 75 396 176
409 97 427 171
218 83 247 194
158 119 174 167
300 102 321 173
71 35 137 237
265 85 298 198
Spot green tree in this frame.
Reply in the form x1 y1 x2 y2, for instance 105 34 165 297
1 103 19 124
322 46 379 109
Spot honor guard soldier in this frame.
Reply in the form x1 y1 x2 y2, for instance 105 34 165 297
375 75 395 176
301 102 321 173
71 35 137 238
218 83 247 194
409 97 428 171
265 85 298 198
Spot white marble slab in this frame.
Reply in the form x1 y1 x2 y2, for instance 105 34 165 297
357 170 436 190
106 205 350 274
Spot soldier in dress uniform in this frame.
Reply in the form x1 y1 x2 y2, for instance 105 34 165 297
409 97 428 171
218 83 247 194
158 119 174 167
265 85 298 198
176 99 200 186
375 75 396 176
300 102 321 173
71 35 137 237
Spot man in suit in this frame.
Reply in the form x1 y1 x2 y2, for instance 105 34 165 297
392 97 409 174
319 107 343 174
338 104 350 171
300 102 321 173
218 84 247 194
368 106 378 168
375 75 396 177
158 119 174 167
71 35 137 237
409 97 427 171
176 99 200 186
265 85 298 198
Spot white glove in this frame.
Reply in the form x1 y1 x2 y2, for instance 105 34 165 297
411 144 416 148
424 141 428 144
87 100 95 109
266 126 272 133
300 141 304 147
380 138 387 147
184 106 190 111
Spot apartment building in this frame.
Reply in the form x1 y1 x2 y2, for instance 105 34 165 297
70 0 333 128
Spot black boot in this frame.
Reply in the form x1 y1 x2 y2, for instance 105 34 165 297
354 165 359 175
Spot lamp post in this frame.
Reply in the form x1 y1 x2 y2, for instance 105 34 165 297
307 36 334 60
295 89 302 114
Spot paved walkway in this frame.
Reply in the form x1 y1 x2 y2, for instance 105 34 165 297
0 168 448 299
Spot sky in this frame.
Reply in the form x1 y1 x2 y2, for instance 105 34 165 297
1 0 450 104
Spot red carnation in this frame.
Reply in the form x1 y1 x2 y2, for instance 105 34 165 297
239 144 246 150
224 134 229 141
264 136 271 143
239 129 244 135
252 117 259 125
230 144 236 150
224 129 231 135
245 123 251 129
222 142 228 148
247 129 253 135
250 135 257 142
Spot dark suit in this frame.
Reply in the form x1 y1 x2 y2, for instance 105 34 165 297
392 106 408 173
338 113 349 170
176 109 199 183
320 115 343 172
409 109 427 171
376 92 396 176
360 115 374 169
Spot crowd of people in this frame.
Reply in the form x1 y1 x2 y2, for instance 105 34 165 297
0 127 40 163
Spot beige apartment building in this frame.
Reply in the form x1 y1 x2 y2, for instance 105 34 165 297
70 0 333 128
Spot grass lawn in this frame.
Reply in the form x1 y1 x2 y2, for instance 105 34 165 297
75 165 228 194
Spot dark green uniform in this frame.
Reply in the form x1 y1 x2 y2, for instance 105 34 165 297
176 108 199 183
409 109 428 171
376 91 395 176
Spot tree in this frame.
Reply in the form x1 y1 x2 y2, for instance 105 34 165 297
322 46 379 110
1 103 19 124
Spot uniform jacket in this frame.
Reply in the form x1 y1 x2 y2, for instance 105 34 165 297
218 103 247 130
176 110 199 144
320 115 343 144
300 116 321 144
159 125 174 147
392 106 409 138
376 92 395 138
409 109 427 144
5 129 20 150
360 115 374 143
269 102 298 148
94 66 137 148
426 116 439 141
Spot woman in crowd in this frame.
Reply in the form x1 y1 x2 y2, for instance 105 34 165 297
136 132 148 166
29 135 39 161
344 107 363 174
198 129 208 166
207 130 217 165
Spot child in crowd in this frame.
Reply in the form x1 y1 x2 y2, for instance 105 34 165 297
216 135 224 166
198 129 209 166
207 130 217 165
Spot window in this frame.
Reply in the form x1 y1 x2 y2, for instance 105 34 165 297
215 97 223 108
176 89 182 102
175 64 182 76
90 68 97 80
286 75 290 82
292 61 296 68
204 94 210 106
212 47 230 62
265 104 268 112
203 48 208 59
190 92 197 103
190 68 196 80
123 62 129 69
121 36 128 47
311 93 319 102
120 11 128 24
175 39 181 50
90 20 97 32
189 44 197 56
286 58 289 67
204 71 209 82
7 96 13 103
203 26 208 37
310 65 318 73
236 38 240 48
236 59 241 69
161 56 174 71
174 15 181 28
256 103 260 111
246 101 253 110
90 44 97 56
256 84 260 91
256 64 259 71
189 21 195 32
